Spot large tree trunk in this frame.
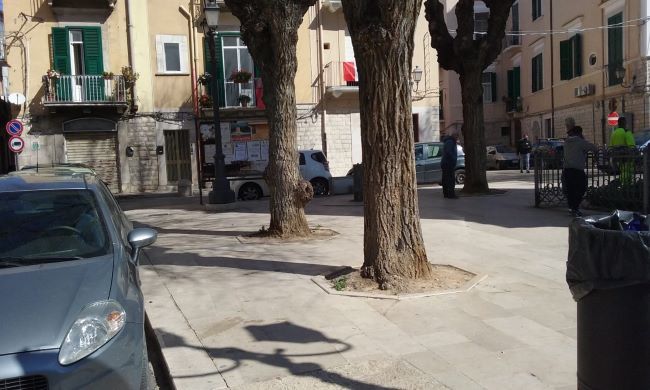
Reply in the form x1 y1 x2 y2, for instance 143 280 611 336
425 0 515 194
226 0 315 237
343 0 432 290
459 66 489 193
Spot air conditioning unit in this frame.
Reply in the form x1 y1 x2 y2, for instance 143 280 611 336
574 84 596 97
323 0 342 12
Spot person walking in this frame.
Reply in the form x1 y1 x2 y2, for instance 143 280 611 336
609 117 635 184
517 134 532 173
441 131 459 199
563 126 597 217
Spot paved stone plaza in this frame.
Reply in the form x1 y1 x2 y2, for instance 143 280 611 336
122 171 578 389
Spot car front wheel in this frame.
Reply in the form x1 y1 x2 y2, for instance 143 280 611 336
238 183 262 200
455 169 465 185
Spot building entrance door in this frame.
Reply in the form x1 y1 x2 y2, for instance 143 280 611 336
164 130 192 183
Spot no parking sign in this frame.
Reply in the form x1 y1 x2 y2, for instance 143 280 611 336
6 120 23 136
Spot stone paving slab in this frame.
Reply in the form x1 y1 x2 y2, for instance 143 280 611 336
126 172 579 389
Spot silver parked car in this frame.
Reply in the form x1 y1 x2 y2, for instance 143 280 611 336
415 141 466 185
486 145 519 170
0 171 156 389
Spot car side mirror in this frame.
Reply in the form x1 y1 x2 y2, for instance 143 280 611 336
127 228 157 264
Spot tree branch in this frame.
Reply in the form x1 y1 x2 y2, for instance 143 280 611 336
423 0 457 71
480 0 516 69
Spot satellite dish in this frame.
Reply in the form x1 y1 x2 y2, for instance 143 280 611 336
8 93 26 105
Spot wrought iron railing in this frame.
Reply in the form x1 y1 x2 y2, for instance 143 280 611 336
199 77 263 109
534 147 650 213
43 75 128 105
324 61 359 89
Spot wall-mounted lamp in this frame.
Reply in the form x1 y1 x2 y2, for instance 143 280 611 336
615 66 637 89
411 66 423 92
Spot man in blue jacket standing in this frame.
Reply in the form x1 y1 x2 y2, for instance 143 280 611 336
441 131 459 199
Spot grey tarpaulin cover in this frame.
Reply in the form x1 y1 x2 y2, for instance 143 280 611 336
566 211 650 301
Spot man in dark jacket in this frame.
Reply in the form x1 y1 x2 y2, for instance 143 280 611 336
441 132 459 199
516 134 532 173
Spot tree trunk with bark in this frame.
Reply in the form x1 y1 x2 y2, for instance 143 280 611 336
225 0 315 237
343 0 432 290
425 0 515 194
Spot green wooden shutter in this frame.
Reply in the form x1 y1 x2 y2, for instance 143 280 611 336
608 13 623 85
52 28 71 101
573 34 582 77
203 35 225 107
52 28 70 74
80 27 104 101
560 39 571 80
507 70 514 99
513 66 521 99
490 72 497 102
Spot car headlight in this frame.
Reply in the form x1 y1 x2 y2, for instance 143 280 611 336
58 300 126 365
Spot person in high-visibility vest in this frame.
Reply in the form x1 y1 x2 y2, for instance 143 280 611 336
609 117 635 184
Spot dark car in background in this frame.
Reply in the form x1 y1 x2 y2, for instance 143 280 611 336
0 172 157 389
415 141 466 185
532 138 565 169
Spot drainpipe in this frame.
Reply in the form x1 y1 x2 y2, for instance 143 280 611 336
549 0 555 137
180 4 204 204
316 1 327 156
125 0 138 104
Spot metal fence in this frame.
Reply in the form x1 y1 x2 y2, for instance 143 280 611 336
534 147 650 213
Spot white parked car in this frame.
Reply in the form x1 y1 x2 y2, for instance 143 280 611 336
232 149 332 201
486 145 519 170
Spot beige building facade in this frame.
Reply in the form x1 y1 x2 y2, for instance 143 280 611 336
0 0 441 190
440 0 650 149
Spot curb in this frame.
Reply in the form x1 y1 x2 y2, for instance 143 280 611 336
311 267 487 300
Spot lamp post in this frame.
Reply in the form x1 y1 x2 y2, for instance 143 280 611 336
205 0 235 204
411 66 423 92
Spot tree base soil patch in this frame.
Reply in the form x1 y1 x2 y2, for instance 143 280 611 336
313 265 485 300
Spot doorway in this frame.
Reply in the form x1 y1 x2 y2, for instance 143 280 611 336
164 130 192 183
413 114 420 142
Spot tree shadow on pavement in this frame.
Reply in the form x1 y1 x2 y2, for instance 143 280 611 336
155 323 400 390
144 245 344 276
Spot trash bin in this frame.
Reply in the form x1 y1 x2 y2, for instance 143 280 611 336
566 210 650 390
352 163 363 202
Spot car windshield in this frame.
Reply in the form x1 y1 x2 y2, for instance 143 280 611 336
0 189 111 264
495 145 515 153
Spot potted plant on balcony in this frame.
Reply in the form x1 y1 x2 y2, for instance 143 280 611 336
199 94 213 108
237 94 252 108
102 71 114 80
197 73 212 86
46 69 60 80
229 69 252 84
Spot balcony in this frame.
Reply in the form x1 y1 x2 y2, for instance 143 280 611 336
324 61 359 98
502 33 521 54
200 78 266 120
43 75 128 107
48 0 116 8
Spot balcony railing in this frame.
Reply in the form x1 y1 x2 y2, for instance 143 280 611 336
43 75 128 106
200 78 264 109
324 61 359 95
504 33 521 48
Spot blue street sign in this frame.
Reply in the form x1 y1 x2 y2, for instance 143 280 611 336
6 120 23 136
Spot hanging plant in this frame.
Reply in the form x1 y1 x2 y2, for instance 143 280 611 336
229 69 252 84
197 73 212 86
199 94 213 108
121 66 139 87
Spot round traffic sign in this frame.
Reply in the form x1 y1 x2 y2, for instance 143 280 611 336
6 119 23 136
8 136 25 153
608 112 619 126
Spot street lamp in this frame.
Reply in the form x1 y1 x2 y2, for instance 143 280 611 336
615 65 639 89
204 0 235 204
411 66 423 91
